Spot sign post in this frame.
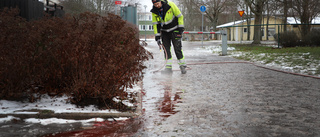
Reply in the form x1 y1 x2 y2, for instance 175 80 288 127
115 1 122 15
238 10 245 43
144 5 147 41
200 6 206 47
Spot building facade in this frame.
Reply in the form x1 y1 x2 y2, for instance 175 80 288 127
217 16 320 41
138 12 154 40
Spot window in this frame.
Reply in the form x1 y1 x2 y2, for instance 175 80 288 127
149 15 152 20
243 28 247 33
143 25 146 30
261 28 265 37
268 28 276 37
139 15 143 20
149 25 153 30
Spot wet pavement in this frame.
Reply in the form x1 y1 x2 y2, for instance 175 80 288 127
1 40 320 137
135 40 320 137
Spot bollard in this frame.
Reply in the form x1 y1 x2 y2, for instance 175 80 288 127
221 29 228 56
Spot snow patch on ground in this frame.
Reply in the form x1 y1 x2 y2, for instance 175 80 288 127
184 42 320 77
25 118 105 125
0 84 140 125
228 50 320 77
0 116 20 123
0 95 120 114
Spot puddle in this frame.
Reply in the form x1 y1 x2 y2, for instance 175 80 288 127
42 71 183 136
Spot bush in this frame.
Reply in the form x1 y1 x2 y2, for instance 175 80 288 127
0 8 152 110
305 29 320 47
275 30 320 47
274 31 300 48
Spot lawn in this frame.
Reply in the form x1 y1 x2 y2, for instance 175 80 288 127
228 44 320 76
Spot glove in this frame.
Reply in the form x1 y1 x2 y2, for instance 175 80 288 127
155 36 161 41
178 27 185 34
155 36 162 45
157 39 162 46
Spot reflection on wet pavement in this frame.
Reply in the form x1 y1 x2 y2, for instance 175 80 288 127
158 81 182 118
44 70 184 136
134 71 185 136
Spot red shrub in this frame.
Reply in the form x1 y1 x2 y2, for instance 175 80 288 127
0 8 152 110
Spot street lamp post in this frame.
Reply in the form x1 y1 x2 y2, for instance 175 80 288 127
144 5 147 41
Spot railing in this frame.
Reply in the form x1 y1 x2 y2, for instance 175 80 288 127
183 30 228 56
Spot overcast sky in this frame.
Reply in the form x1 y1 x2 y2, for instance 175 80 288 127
40 0 154 13
137 0 153 12
137 0 178 12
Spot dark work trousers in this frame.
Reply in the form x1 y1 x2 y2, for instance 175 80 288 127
161 31 184 60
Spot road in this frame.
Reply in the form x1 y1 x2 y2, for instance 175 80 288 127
135 40 320 137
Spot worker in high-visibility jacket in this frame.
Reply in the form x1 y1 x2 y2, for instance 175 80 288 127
151 0 186 74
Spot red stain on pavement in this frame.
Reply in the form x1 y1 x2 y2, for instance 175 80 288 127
158 90 181 118
44 118 142 137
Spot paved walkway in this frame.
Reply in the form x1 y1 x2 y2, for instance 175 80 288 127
136 40 320 137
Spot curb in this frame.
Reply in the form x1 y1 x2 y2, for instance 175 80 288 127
0 112 137 120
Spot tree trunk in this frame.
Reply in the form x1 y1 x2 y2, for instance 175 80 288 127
283 0 288 32
252 13 262 44
246 5 251 40
300 0 311 39
245 0 266 44
232 16 235 41
212 18 218 40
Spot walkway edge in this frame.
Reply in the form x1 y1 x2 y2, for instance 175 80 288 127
0 113 138 120
0 81 144 121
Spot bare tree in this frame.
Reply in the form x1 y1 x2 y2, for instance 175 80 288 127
177 0 203 31
59 0 111 15
274 0 294 32
244 0 267 44
264 0 279 40
178 0 238 40
59 0 138 15
282 0 291 31
196 0 234 33
245 3 253 40
291 0 320 38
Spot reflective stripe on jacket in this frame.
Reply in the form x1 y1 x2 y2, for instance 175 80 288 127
151 1 184 36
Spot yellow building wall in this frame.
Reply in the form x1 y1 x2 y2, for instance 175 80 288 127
228 17 294 41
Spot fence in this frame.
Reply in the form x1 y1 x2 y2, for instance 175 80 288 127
219 23 320 48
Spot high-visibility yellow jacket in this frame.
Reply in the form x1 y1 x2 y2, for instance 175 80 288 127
150 0 184 37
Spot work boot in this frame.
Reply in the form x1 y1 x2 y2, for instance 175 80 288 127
161 67 173 74
180 65 187 74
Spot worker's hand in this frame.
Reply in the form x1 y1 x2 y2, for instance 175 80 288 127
157 39 162 46
178 27 185 34
155 36 161 41
155 36 162 45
